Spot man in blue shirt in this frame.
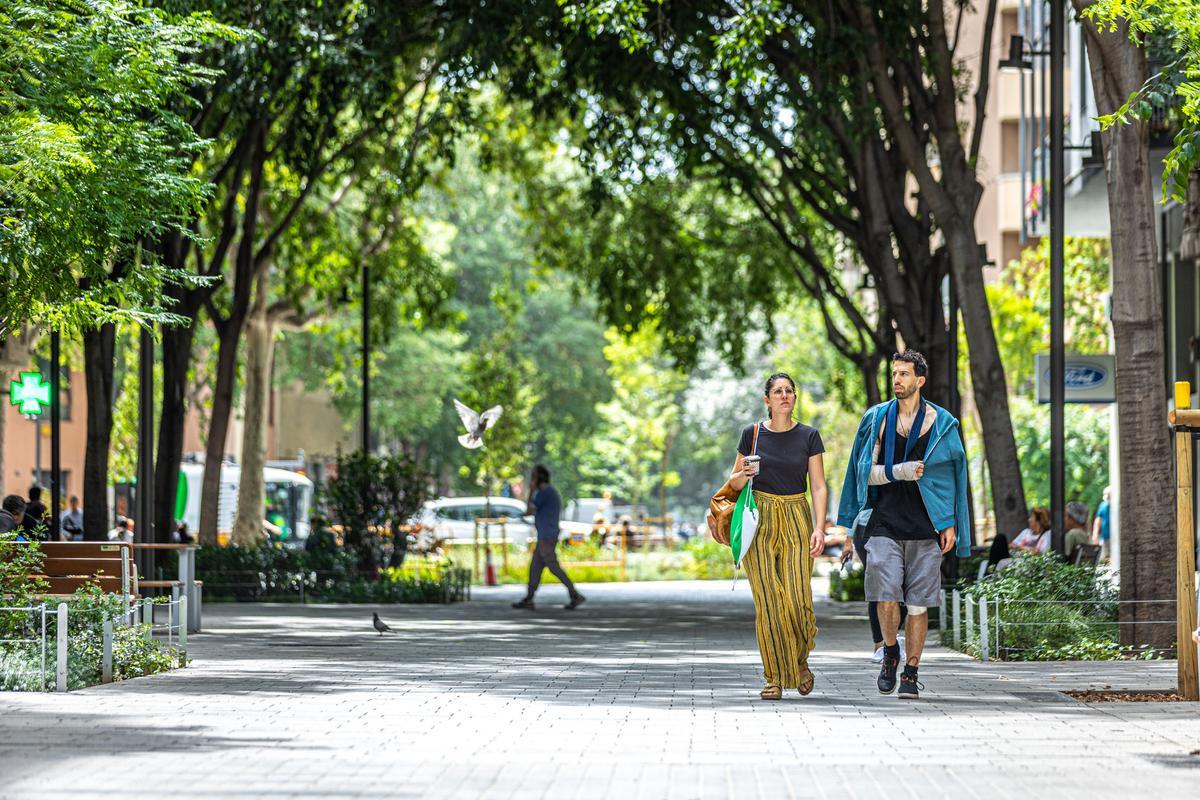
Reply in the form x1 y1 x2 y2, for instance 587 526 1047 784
512 464 586 610
1092 486 1112 562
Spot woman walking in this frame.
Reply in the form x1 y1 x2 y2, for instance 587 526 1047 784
728 373 827 699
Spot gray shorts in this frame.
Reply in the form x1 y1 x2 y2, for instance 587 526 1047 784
864 536 943 607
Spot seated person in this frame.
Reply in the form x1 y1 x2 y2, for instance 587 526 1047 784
1063 501 1092 559
1009 507 1051 555
107 516 133 543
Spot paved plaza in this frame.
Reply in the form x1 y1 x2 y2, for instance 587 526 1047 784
1 580 1198 799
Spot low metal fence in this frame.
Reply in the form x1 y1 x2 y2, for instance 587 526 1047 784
940 588 1183 662
1 597 185 692
0 603 49 687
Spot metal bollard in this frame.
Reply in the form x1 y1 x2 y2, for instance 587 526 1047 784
952 589 962 649
178 596 188 663
965 593 975 642
979 596 990 662
102 617 113 684
939 590 947 631
142 598 153 640
56 603 68 692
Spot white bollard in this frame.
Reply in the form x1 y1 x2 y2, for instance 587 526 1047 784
979 596 990 662
965 592 975 642
952 589 962 649
142 598 153 640
178 596 187 664
56 603 68 692
102 617 113 684
939 589 947 631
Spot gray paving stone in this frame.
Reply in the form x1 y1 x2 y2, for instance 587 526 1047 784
1 580 1198 799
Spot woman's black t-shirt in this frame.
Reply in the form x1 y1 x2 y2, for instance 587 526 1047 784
737 422 825 496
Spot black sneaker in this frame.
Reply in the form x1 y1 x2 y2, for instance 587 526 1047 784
511 599 535 610
877 655 899 694
898 668 923 699
564 595 587 610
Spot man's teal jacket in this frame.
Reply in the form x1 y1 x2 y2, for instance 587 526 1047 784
836 400 972 558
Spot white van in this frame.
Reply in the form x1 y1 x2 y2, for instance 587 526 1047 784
412 496 534 544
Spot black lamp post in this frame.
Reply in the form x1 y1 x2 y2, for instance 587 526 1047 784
999 7 1066 550
49 329 60 541
361 262 371 455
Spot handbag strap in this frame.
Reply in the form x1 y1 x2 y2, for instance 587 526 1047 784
748 422 760 489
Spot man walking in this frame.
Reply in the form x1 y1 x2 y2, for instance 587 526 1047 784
512 464 586 611
838 350 971 699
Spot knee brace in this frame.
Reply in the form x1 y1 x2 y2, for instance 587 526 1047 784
907 605 928 615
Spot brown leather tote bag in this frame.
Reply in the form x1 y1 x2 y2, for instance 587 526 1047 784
708 423 759 545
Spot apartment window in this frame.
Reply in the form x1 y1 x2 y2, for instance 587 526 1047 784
1001 121 1021 174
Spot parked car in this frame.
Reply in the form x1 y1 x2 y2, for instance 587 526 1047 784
412 496 534 545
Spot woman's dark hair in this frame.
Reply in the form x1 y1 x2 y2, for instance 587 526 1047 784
764 372 796 396
532 464 551 485
893 349 928 378
1030 506 1051 533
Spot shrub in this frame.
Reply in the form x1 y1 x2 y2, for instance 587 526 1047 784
829 566 865 602
955 553 1135 661
197 542 466 603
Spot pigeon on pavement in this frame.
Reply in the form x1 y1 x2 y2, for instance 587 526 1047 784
372 612 394 635
453 399 503 449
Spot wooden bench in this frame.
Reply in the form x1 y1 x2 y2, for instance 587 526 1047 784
5 542 139 617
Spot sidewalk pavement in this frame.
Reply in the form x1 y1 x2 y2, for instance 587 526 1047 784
1 579 1197 799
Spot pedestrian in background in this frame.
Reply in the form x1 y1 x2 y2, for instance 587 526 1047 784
1092 486 1112 561
60 495 83 541
1064 502 1092 560
18 485 48 540
0 495 26 536
728 372 827 700
512 464 586 611
107 516 133 543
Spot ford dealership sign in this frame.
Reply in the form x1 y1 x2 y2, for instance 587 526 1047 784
1036 354 1115 403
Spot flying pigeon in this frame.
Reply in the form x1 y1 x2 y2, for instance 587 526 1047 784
453 399 503 449
372 612 394 635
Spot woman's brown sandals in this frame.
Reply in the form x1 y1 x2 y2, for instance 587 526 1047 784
760 684 782 700
797 667 815 696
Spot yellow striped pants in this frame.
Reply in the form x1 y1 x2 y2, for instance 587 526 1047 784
744 491 818 688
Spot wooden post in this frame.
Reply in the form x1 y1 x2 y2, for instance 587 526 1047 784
1173 382 1199 700
473 519 480 586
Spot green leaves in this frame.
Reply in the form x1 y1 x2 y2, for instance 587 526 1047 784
1084 0 1200 201
0 0 241 336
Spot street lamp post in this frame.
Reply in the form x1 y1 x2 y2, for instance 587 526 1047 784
1000 15 1066 550
50 329 61 541
361 261 371 454
1049 0 1066 552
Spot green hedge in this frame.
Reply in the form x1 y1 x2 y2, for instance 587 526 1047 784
196 538 467 603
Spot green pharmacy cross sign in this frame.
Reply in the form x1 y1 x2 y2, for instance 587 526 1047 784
9 371 51 416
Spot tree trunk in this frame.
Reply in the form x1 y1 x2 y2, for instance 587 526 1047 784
231 278 273 547
948 230 1027 536
81 324 117 541
198 123 266 545
1075 4 1174 647
197 322 240 544
155 322 197 545
1181 172 1200 263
